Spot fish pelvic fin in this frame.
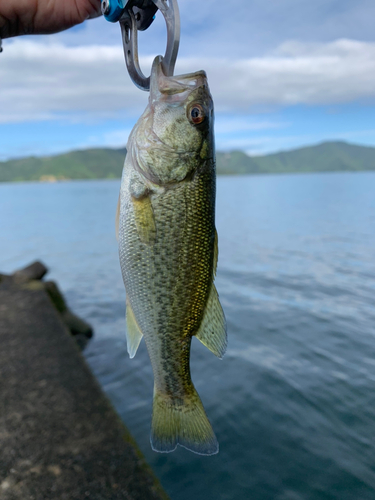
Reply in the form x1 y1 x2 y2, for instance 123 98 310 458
195 283 227 359
151 385 218 456
125 297 143 358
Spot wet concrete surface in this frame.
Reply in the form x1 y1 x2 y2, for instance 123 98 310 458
0 273 169 500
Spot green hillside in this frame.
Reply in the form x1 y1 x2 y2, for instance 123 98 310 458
1 141 375 183
0 148 127 183
216 141 375 175
251 141 375 174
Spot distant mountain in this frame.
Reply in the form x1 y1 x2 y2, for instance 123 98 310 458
1 141 375 183
219 141 375 175
0 148 127 183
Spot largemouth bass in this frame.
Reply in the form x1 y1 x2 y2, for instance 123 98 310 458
117 56 227 455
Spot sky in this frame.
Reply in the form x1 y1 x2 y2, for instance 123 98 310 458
1 0 375 160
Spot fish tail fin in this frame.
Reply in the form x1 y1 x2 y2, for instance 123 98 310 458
151 385 218 455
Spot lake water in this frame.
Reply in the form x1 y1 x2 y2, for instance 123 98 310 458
1 172 375 500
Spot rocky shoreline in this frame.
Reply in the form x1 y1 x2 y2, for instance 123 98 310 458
1 261 93 350
0 263 169 500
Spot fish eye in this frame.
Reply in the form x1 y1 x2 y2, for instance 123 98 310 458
188 104 205 125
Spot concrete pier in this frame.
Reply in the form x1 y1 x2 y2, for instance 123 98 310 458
0 270 169 500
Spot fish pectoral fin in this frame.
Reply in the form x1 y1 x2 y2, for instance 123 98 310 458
125 297 144 358
132 195 157 245
195 283 227 358
115 193 120 241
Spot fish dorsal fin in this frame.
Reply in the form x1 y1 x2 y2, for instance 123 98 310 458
131 194 157 245
195 283 227 358
126 297 144 358
213 229 218 277
115 193 120 241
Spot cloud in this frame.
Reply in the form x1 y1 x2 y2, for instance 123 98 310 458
1 38 375 124
214 117 289 135
175 0 375 58
218 134 314 156
201 38 375 110
0 40 150 123
48 0 375 59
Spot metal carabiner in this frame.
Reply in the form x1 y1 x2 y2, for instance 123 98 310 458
102 0 180 91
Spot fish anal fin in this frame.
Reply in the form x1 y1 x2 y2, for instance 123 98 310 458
132 194 157 245
115 193 120 241
126 297 143 358
195 283 227 358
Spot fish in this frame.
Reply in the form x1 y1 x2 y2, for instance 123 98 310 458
117 56 227 455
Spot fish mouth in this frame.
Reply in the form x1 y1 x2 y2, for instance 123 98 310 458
147 58 212 151
150 56 208 101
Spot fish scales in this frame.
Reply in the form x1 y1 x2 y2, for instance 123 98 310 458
121 169 215 389
118 56 227 455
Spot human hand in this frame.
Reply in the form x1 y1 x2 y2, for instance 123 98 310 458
0 0 101 39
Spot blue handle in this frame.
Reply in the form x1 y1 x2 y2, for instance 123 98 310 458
101 0 125 23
